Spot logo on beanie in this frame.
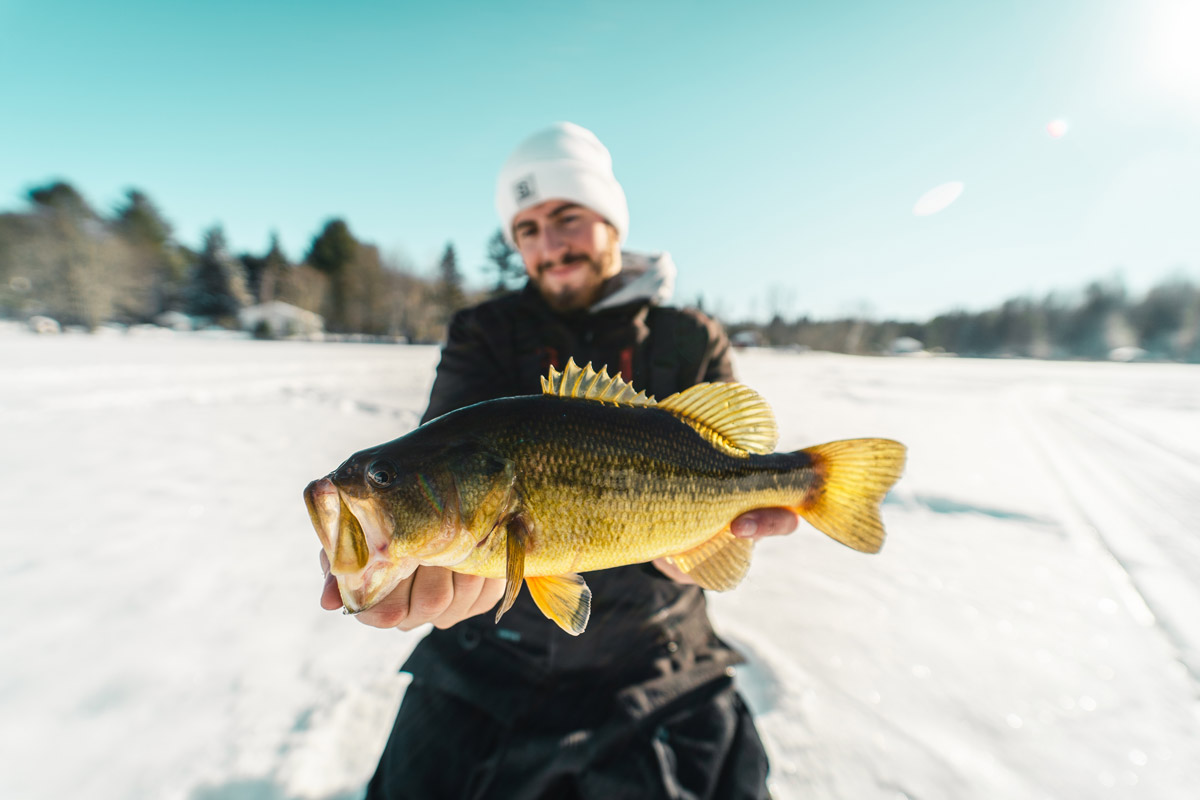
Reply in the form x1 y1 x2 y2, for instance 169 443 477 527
513 174 538 206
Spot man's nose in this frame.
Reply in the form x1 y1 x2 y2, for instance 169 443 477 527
540 226 568 259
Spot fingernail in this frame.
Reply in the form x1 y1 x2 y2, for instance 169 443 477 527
734 518 757 538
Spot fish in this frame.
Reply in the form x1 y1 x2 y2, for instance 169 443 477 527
304 359 906 635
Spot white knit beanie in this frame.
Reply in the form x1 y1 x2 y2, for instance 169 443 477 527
495 122 629 247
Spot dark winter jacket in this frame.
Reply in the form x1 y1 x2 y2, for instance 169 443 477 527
401 254 744 723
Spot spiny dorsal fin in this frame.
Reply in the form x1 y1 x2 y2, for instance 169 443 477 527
657 382 779 457
540 358 656 407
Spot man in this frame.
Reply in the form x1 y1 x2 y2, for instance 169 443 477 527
321 122 799 799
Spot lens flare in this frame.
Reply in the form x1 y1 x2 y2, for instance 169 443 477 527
912 181 965 217
1046 119 1069 138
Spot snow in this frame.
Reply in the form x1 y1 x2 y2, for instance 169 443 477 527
2 335 1199 799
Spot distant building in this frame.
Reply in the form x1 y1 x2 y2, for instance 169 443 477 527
889 336 924 355
238 301 324 339
28 315 61 334
155 311 195 332
1109 346 1148 363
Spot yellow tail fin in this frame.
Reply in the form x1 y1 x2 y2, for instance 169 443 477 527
794 438 907 554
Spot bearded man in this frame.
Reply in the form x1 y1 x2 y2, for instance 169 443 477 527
322 122 798 799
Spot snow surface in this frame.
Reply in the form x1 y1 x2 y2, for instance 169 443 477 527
3 334 1199 800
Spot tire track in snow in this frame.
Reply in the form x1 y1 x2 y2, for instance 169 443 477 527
722 630 1046 800
1010 385 1200 689
1073 397 1200 478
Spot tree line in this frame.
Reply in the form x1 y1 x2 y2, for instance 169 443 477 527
0 181 526 341
2 179 1196 361
729 275 1200 362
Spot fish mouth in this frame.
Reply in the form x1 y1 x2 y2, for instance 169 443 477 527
304 477 416 614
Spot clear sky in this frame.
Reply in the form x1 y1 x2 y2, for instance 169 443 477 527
3 0 1198 321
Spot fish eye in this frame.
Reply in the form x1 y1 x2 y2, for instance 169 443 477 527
365 459 397 488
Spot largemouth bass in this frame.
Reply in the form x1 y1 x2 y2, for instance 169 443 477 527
305 360 906 635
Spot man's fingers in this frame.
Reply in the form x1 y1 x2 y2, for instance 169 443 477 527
320 572 343 610
432 572 487 630
731 507 800 540
465 578 507 620
319 565 520 631
319 550 343 610
652 557 697 584
353 573 418 629
395 566 455 631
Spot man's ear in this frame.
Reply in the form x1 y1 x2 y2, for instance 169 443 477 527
604 224 623 274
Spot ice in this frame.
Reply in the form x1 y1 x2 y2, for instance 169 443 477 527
2 336 1199 799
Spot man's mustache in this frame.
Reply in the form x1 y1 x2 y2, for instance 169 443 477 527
537 253 595 275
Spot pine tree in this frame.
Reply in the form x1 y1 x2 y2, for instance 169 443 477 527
242 232 291 304
113 189 171 247
435 242 465 321
306 220 357 276
483 229 523 296
186 226 250 321
305 219 360 331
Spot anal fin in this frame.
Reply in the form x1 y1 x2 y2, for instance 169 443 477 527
665 529 753 591
526 574 592 636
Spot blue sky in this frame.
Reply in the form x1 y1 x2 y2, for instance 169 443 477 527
3 0 1198 320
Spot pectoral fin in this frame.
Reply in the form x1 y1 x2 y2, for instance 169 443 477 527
525 574 592 636
665 529 753 591
495 514 528 623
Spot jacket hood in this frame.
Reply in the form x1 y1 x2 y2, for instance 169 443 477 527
590 251 677 312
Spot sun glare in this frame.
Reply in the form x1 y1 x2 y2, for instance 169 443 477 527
1046 119 1069 138
1145 0 1200 106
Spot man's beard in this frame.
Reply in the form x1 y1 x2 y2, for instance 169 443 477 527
535 250 614 313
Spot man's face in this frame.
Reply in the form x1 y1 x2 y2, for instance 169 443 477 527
512 199 621 313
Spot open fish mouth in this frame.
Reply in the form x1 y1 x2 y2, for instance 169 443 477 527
304 477 415 613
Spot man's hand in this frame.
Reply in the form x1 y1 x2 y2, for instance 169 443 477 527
320 551 506 631
652 507 800 583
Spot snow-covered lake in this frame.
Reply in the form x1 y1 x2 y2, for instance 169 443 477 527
3 334 1199 800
